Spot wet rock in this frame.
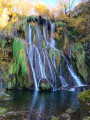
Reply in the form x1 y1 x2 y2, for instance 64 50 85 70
60 113 71 118
82 116 90 120
0 91 6 98
6 111 17 116
66 108 75 114
1 97 13 101
78 90 90 103
51 116 59 120
38 114 41 119
0 90 12 101
6 110 30 116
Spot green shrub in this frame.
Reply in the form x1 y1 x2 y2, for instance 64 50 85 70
78 90 90 102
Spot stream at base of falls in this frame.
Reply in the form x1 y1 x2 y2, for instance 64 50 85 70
0 90 89 120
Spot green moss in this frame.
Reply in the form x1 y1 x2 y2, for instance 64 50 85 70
49 48 54 60
0 92 11 100
55 22 67 28
82 116 90 120
66 108 74 114
55 51 61 67
13 38 27 77
41 83 50 90
61 113 71 118
33 27 36 45
78 90 90 102
1 38 6 48
12 38 28 87
18 14 24 20
0 107 8 114
72 42 88 81
63 35 69 50
9 62 17 75
17 19 27 39
4 21 15 34
27 16 36 22
51 116 59 120
7 82 12 89
2 71 9 81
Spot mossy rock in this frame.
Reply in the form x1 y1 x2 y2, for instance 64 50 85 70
40 83 51 91
0 91 12 101
78 90 90 102
71 42 88 81
49 48 54 60
0 107 8 114
55 50 61 68
51 116 59 120
82 116 90 120
55 22 67 28
60 113 71 118
66 108 75 114
1 38 6 48
13 38 27 78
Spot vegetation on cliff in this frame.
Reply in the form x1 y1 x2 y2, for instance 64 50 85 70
78 90 90 102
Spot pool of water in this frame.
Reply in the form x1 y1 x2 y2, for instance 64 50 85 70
0 90 90 120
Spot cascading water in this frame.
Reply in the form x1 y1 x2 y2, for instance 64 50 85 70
27 24 38 90
35 26 42 47
43 25 49 46
59 60 68 87
27 24 60 90
50 23 56 49
26 20 84 91
28 24 32 45
28 45 38 90
61 53 83 87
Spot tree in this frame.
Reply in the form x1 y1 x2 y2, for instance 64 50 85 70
48 6 58 20
57 0 76 17
0 0 15 28
34 1 49 17
15 0 34 16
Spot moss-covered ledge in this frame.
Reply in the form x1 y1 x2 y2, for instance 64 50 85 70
0 90 12 101
78 90 90 103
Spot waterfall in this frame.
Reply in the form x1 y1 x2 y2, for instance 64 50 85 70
26 21 84 91
33 45 47 80
28 23 32 45
27 24 38 90
43 25 49 45
29 45 38 90
35 26 42 47
59 60 68 87
51 23 55 38
61 53 83 87
50 23 56 49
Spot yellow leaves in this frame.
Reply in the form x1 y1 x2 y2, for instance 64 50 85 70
0 8 9 28
15 0 34 16
0 0 15 28
34 1 48 16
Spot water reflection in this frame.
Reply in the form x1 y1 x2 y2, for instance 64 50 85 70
0 90 89 120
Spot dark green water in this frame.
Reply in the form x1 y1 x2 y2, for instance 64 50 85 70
0 90 90 120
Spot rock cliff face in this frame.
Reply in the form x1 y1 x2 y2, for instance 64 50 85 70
0 16 89 90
